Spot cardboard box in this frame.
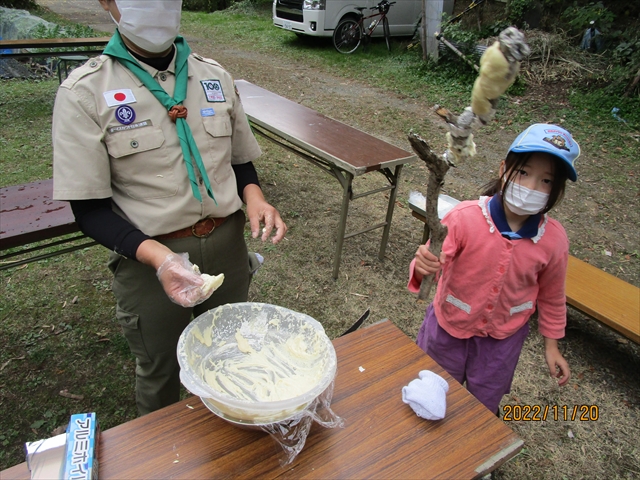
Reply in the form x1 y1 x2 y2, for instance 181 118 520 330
62 412 99 480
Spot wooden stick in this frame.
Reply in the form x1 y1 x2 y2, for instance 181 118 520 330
408 132 454 301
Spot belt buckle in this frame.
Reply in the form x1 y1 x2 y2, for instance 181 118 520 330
192 218 215 238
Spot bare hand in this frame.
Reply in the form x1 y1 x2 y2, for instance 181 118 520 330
544 339 571 386
414 244 446 279
242 184 287 244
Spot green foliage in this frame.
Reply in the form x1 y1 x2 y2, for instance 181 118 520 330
507 0 537 25
183 0 235 12
561 1 615 36
570 87 640 130
0 0 36 9
29 22 99 39
481 20 513 38
441 18 482 61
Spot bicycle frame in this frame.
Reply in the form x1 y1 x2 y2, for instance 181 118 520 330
358 9 386 40
333 0 395 54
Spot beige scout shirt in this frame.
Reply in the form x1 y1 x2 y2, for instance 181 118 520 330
52 52 261 237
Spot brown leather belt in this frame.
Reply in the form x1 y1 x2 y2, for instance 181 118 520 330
155 217 227 240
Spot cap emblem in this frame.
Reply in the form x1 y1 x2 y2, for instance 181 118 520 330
543 135 570 152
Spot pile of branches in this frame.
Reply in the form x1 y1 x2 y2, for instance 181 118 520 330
519 30 611 86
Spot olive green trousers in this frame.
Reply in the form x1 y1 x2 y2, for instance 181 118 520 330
108 210 258 415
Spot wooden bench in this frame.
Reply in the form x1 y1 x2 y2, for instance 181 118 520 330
0 179 96 271
236 80 417 278
0 37 110 82
565 256 640 343
0 37 111 59
408 198 640 344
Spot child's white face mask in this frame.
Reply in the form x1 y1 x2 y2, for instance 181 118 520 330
113 0 182 54
504 182 549 216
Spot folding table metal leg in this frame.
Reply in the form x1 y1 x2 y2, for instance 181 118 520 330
378 164 403 260
333 171 354 279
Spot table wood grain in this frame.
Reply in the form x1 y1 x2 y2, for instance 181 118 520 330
2 320 522 479
0 180 78 250
235 80 416 175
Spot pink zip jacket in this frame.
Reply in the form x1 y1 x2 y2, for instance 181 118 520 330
408 196 568 340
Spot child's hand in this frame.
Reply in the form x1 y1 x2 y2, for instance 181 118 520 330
414 244 446 279
544 338 571 386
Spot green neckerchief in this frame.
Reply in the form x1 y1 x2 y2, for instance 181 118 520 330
104 30 215 203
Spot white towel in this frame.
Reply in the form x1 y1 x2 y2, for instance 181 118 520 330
401 370 449 420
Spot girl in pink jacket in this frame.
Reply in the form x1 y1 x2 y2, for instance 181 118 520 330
408 124 579 414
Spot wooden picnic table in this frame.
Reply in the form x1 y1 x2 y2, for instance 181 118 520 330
0 37 111 59
236 80 418 278
1 320 522 479
0 180 95 271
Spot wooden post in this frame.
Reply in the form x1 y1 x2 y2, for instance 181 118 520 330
425 0 444 61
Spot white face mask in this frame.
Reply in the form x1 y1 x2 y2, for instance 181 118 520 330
503 182 549 216
113 0 182 54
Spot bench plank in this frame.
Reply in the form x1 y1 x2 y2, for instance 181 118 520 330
0 37 111 49
566 256 640 343
236 80 415 175
0 180 78 250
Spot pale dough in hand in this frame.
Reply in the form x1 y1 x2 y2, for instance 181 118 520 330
200 273 224 297
192 265 225 297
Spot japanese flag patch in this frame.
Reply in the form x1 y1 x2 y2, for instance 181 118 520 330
201 79 225 102
103 89 137 107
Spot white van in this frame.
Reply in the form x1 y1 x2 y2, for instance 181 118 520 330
273 0 422 40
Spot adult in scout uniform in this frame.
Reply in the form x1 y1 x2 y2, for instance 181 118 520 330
52 0 287 415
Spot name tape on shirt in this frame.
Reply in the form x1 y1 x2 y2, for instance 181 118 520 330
108 119 152 134
103 89 137 107
201 80 225 102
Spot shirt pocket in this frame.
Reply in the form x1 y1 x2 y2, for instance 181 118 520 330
104 125 179 200
201 113 233 184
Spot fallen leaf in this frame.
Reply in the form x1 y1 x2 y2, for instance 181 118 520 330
59 390 84 400
0 355 25 372
71 296 78 304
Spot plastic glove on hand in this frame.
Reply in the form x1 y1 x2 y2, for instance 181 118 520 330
401 370 449 420
156 253 223 307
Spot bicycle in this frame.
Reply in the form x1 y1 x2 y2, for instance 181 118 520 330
333 0 396 54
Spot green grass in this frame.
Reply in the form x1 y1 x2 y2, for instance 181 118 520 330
0 79 59 186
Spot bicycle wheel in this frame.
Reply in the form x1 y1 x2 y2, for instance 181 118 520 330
383 16 391 52
333 18 362 54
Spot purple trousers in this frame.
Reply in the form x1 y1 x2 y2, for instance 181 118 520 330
416 303 529 414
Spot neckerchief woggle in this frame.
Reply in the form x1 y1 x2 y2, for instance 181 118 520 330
104 30 215 204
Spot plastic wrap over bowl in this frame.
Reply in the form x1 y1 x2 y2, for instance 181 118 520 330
177 302 337 426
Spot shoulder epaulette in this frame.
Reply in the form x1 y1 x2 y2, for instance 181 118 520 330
61 55 106 87
191 53 223 68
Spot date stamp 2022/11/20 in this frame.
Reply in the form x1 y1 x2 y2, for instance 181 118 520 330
502 405 600 422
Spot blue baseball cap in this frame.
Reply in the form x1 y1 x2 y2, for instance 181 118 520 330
508 124 580 181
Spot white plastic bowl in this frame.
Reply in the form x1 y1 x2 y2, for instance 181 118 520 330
177 302 337 425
